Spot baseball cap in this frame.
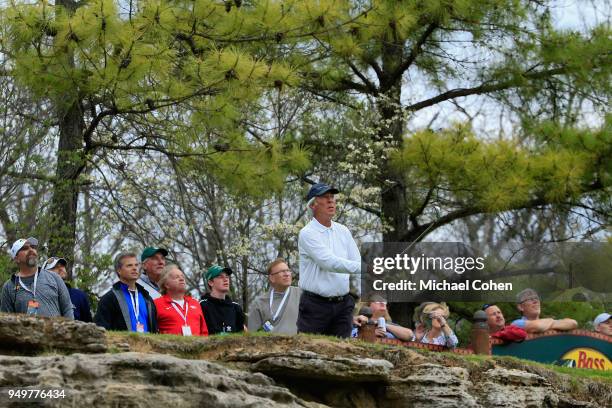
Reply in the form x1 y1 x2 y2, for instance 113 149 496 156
594 312 611 326
42 257 67 271
9 237 38 259
141 247 169 262
367 293 387 303
517 288 540 304
306 183 339 201
206 265 233 281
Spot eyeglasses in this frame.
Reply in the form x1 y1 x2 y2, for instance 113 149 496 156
18 244 37 253
520 297 539 304
270 269 292 276
371 301 387 305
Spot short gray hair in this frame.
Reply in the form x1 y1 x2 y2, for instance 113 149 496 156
114 252 137 273
158 263 181 295
307 196 316 216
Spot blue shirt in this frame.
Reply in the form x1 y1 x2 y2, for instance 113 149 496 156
511 316 527 329
120 283 150 332
67 285 93 322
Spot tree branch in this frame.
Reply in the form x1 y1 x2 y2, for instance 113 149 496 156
405 67 568 112
401 179 606 242
381 22 438 93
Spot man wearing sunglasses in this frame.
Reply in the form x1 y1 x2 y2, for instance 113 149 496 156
511 288 577 334
0 237 73 318
248 258 301 334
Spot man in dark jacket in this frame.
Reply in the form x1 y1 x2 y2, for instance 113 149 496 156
95 252 158 333
44 257 93 322
200 265 245 335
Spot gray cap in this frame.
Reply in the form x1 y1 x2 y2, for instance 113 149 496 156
517 288 540 304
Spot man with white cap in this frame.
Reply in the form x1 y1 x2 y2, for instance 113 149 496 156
0 237 73 318
593 312 611 336
297 182 362 338
43 257 92 322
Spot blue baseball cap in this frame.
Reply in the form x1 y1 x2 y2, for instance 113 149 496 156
306 183 339 201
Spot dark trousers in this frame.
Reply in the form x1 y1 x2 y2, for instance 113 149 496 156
297 292 355 338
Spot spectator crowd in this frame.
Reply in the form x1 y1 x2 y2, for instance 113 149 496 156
1 184 609 348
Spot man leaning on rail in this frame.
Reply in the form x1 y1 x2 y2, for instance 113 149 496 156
511 288 577 334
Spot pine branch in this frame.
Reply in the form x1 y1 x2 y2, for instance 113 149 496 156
381 22 438 93
405 67 568 112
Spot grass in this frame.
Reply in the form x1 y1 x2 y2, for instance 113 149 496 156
542 364 611 382
475 354 612 383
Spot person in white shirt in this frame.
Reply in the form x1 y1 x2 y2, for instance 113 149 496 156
297 182 361 338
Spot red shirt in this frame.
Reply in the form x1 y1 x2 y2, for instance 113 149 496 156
154 295 208 336
491 324 527 342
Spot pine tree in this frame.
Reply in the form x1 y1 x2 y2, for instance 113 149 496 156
287 0 611 242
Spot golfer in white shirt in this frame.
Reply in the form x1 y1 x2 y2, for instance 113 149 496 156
297 183 361 337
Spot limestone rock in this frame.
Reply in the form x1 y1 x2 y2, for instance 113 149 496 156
0 352 321 407
383 363 478 408
0 313 106 353
250 350 394 382
475 367 560 407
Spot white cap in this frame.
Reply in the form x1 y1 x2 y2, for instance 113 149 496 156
42 256 67 271
9 237 38 260
594 312 611 327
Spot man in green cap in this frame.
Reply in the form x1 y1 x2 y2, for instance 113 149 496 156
136 247 168 300
199 265 246 335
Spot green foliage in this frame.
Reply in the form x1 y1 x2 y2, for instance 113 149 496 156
0 0 318 199
0 253 15 285
390 121 609 214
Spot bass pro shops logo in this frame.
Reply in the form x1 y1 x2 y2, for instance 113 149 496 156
561 348 610 370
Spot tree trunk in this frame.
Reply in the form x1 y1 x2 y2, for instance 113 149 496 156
47 0 85 278
48 98 84 278
378 39 415 327
378 41 409 243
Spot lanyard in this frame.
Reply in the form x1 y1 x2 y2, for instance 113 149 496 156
18 271 39 298
269 288 290 322
170 299 189 325
128 290 140 321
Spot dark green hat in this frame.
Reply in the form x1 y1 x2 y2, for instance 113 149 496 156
206 265 233 281
141 247 169 262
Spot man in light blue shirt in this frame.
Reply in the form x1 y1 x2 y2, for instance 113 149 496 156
297 183 361 338
511 288 577 334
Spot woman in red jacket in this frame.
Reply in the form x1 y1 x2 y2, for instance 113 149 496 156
155 264 208 336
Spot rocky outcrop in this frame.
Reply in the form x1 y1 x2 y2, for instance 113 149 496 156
474 368 559 407
0 313 106 353
384 363 479 408
247 350 393 382
0 352 318 407
221 342 608 408
0 314 609 407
